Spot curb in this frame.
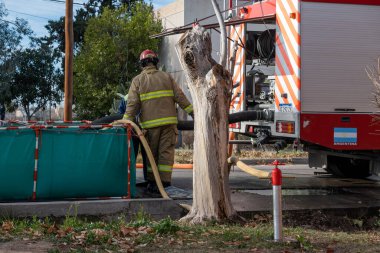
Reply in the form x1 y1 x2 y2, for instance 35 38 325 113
1 196 378 220
0 199 186 220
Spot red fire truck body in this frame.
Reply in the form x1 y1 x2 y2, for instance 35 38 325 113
228 0 380 177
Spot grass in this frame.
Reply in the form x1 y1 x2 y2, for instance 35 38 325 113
135 147 308 164
153 217 180 235
0 211 379 252
238 149 307 159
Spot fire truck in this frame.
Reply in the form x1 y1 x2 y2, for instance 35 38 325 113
155 0 380 178
226 0 380 178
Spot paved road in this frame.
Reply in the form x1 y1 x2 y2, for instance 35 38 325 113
2 163 379 219
137 163 380 212
137 163 379 191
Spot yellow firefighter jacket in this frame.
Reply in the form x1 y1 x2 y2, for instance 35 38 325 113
123 65 193 129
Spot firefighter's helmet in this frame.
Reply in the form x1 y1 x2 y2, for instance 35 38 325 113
139 49 159 67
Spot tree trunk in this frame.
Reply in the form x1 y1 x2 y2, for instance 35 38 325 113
176 25 237 224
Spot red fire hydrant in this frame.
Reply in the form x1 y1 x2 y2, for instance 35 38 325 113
271 160 283 242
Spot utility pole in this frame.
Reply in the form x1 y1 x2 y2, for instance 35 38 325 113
64 0 73 121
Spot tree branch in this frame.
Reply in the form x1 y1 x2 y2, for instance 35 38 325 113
366 57 380 109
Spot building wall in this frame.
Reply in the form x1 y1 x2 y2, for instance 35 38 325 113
157 0 225 98
184 0 223 62
157 0 185 93
157 0 226 146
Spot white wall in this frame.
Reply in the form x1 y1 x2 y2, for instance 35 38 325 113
157 0 226 101
157 0 185 89
184 0 223 63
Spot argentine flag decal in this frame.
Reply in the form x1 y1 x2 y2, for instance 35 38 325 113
334 128 357 145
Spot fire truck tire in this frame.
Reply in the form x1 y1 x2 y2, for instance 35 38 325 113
326 156 370 178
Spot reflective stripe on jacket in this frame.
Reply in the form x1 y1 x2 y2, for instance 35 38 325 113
124 65 193 129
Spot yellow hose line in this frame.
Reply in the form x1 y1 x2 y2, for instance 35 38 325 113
113 120 170 199
179 203 192 211
228 156 271 179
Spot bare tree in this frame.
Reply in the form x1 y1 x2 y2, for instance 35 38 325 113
366 57 380 109
176 0 239 224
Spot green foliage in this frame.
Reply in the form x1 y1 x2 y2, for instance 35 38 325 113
6 216 53 236
63 216 82 231
296 234 313 251
62 205 81 230
0 3 31 108
153 217 180 235
109 83 128 114
10 40 62 120
374 210 380 227
220 228 245 241
135 233 155 244
352 218 364 228
85 230 97 244
45 0 141 54
128 208 152 227
73 2 162 119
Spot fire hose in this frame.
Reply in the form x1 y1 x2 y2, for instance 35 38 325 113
93 110 273 131
111 120 273 199
227 156 270 179
113 119 170 199
104 110 274 199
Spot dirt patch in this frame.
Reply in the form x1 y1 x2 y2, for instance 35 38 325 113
283 209 380 231
0 239 53 253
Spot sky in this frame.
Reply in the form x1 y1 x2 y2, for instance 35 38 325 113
1 0 175 37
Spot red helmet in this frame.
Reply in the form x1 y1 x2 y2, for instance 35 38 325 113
139 49 158 61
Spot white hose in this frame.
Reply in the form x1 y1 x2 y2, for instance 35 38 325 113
113 119 170 199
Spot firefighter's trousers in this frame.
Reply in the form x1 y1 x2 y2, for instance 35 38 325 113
144 124 177 184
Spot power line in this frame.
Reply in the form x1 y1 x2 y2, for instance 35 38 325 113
160 10 184 29
160 10 184 19
42 0 83 6
7 9 50 20
6 0 85 21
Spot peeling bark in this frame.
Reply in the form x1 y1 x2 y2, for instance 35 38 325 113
176 26 238 224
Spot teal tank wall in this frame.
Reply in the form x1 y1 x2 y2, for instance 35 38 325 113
0 127 136 201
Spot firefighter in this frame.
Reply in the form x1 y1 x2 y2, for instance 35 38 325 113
118 94 149 182
123 49 193 192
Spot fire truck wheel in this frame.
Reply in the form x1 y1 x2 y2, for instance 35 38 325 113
326 156 370 178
